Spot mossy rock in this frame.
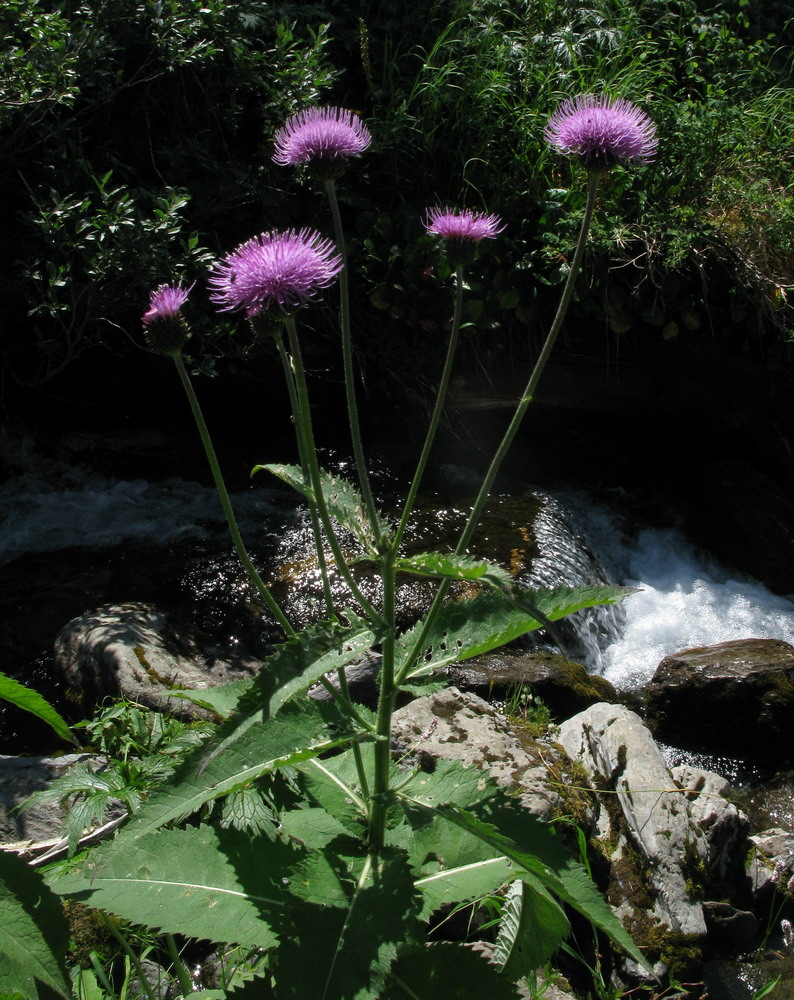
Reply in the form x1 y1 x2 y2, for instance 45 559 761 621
447 649 620 721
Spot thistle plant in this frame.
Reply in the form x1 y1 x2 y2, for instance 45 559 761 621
25 97 658 1000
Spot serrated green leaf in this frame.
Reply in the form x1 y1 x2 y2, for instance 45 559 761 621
197 613 379 770
257 463 382 554
492 877 570 979
401 795 649 970
280 808 352 849
168 679 254 719
0 851 70 999
48 826 293 950
0 672 76 746
116 701 368 840
395 552 510 584
382 943 521 1000
396 586 635 678
278 847 421 1000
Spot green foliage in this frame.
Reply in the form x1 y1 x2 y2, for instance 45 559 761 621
0 850 70 999
0 672 75 746
1 0 338 386
395 585 635 678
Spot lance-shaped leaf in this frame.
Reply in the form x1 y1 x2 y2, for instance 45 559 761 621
395 553 568 650
0 850 70 999
0 672 76 746
48 826 294 950
399 789 649 971
115 700 370 841
492 877 570 979
257 463 384 554
396 586 635 678
187 612 379 774
277 844 421 1000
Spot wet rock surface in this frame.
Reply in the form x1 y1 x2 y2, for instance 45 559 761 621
644 638 794 764
446 650 620 720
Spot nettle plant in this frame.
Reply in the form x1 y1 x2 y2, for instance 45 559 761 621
7 99 658 999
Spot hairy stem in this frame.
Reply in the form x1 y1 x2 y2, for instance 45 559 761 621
393 263 465 553
171 351 295 637
274 328 336 618
283 316 385 626
325 178 382 542
397 171 602 683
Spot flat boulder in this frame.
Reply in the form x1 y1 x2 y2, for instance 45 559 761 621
644 638 794 764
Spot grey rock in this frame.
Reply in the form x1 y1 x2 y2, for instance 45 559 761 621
747 827 794 903
54 602 262 717
703 901 759 948
391 686 569 821
446 649 619 720
671 764 750 894
558 703 707 940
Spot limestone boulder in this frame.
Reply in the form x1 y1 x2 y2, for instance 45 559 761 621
391 686 581 822
644 638 794 764
54 602 263 717
558 702 708 955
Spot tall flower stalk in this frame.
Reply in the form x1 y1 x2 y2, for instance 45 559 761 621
274 107 381 541
397 94 657 683
142 284 296 638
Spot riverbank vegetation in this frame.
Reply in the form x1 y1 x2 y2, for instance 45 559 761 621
1 0 792 403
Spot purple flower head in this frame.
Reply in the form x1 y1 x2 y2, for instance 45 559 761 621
424 207 505 265
208 228 344 318
273 107 372 179
142 282 191 325
142 281 193 354
545 94 658 172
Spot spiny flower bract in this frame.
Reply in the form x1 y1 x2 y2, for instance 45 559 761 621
273 107 372 168
208 228 344 317
142 281 193 354
545 94 658 171
424 207 505 242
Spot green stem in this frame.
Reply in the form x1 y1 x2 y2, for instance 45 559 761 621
164 933 194 996
324 178 382 541
171 351 295 638
283 316 385 626
274 328 336 618
97 912 156 1000
368 547 397 852
397 171 603 684
393 263 465 553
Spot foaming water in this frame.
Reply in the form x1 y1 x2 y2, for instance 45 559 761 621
580 517 794 692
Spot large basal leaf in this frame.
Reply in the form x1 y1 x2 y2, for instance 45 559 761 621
0 850 70 999
396 586 635 678
492 877 570 980
382 943 521 1000
48 825 296 950
257 463 382 554
0 672 75 746
114 700 368 841
277 846 421 1000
